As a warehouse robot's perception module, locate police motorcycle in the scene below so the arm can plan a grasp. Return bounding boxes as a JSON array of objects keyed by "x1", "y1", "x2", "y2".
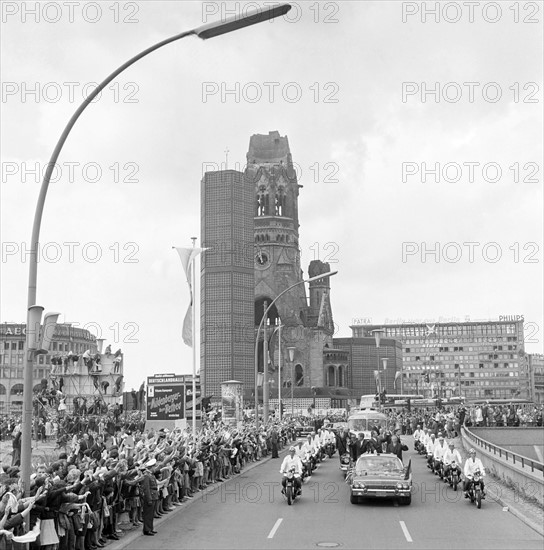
[
  {"x1": 434, "y1": 457, "x2": 445, "y2": 479},
  {"x1": 301, "y1": 451, "x2": 314, "y2": 481},
  {"x1": 324, "y1": 437, "x2": 335, "y2": 459},
  {"x1": 283, "y1": 467, "x2": 301, "y2": 505},
  {"x1": 446, "y1": 460, "x2": 460, "y2": 491},
  {"x1": 309, "y1": 445, "x2": 320, "y2": 470},
  {"x1": 465, "y1": 469, "x2": 484, "y2": 509},
  {"x1": 426, "y1": 448, "x2": 435, "y2": 470},
  {"x1": 415, "y1": 439, "x2": 426, "y2": 454}
]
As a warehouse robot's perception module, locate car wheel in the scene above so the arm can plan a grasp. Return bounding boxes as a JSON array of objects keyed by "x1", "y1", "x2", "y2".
[
  {"x1": 402, "y1": 495, "x2": 412, "y2": 505},
  {"x1": 350, "y1": 494, "x2": 359, "y2": 505}
]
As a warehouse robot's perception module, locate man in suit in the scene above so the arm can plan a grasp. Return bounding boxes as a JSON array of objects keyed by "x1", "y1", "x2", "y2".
[
  {"x1": 363, "y1": 430, "x2": 382, "y2": 455},
  {"x1": 354, "y1": 433, "x2": 366, "y2": 459},
  {"x1": 386, "y1": 435, "x2": 409, "y2": 462},
  {"x1": 270, "y1": 428, "x2": 279, "y2": 458},
  {"x1": 140, "y1": 466, "x2": 159, "y2": 536},
  {"x1": 335, "y1": 427, "x2": 350, "y2": 463}
]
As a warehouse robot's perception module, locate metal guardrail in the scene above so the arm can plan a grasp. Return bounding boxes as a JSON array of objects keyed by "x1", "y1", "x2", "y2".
[{"x1": 462, "y1": 427, "x2": 544, "y2": 478}]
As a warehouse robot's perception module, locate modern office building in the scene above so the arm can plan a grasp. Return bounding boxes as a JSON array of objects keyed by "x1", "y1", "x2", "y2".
[
  {"x1": 528, "y1": 354, "x2": 544, "y2": 404},
  {"x1": 332, "y1": 337, "x2": 403, "y2": 398},
  {"x1": 200, "y1": 170, "x2": 255, "y2": 400},
  {"x1": 351, "y1": 320, "x2": 528, "y2": 400}
]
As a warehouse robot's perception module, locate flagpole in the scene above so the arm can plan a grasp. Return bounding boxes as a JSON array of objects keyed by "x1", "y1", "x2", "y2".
[{"x1": 191, "y1": 237, "x2": 197, "y2": 443}]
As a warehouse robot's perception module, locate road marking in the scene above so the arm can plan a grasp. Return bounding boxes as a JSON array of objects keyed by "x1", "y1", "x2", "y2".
[
  {"x1": 268, "y1": 518, "x2": 283, "y2": 539},
  {"x1": 399, "y1": 521, "x2": 413, "y2": 543}
]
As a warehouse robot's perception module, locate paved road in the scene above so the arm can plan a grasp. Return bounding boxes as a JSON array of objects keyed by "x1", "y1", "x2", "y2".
[
  {"x1": 119, "y1": 443, "x2": 543, "y2": 550},
  {"x1": 470, "y1": 427, "x2": 544, "y2": 461}
]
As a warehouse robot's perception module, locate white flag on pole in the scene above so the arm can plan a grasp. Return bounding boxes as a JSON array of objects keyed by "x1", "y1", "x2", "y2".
[{"x1": 175, "y1": 247, "x2": 206, "y2": 347}]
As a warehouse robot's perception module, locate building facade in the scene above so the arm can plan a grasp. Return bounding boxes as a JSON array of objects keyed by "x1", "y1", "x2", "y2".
[
  {"x1": 333, "y1": 337, "x2": 403, "y2": 398},
  {"x1": 528, "y1": 354, "x2": 544, "y2": 404},
  {"x1": 0, "y1": 323, "x2": 123, "y2": 415},
  {"x1": 351, "y1": 321, "x2": 528, "y2": 400},
  {"x1": 200, "y1": 170, "x2": 255, "y2": 400}
]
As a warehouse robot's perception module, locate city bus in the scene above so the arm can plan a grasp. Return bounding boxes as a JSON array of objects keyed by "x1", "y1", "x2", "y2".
[
  {"x1": 359, "y1": 394, "x2": 424, "y2": 410},
  {"x1": 347, "y1": 409, "x2": 390, "y2": 439}
]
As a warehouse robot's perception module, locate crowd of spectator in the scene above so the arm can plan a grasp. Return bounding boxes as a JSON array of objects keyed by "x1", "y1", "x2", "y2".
[
  {"x1": 0, "y1": 413, "x2": 302, "y2": 549},
  {"x1": 1, "y1": 401, "x2": 542, "y2": 547},
  {"x1": 378, "y1": 402, "x2": 543, "y2": 437}
]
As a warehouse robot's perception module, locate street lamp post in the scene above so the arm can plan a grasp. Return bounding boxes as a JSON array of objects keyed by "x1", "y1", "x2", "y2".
[
  {"x1": 268, "y1": 320, "x2": 283, "y2": 421},
  {"x1": 19, "y1": 2, "x2": 292, "y2": 496},
  {"x1": 254, "y1": 271, "x2": 337, "y2": 429},
  {"x1": 372, "y1": 329, "x2": 385, "y2": 410},
  {"x1": 288, "y1": 346, "x2": 296, "y2": 417}
]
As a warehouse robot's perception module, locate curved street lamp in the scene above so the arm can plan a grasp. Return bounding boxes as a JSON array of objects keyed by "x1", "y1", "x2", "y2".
[
  {"x1": 254, "y1": 270, "x2": 338, "y2": 428},
  {"x1": 371, "y1": 328, "x2": 385, "y2": 410},
  {"x1": 20, "y1": 3, "x2": 292, "y2": 495}
]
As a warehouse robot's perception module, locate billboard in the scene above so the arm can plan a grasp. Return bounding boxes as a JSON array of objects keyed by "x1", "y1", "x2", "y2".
[{"x1": 146, "y1": 374, "x2": 185, "y2": 421}]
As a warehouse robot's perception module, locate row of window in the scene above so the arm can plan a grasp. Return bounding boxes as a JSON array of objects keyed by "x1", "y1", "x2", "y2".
[
  {"x1": 406, "y1": 353, "x2": 517, "y2": 362},
  {"x1": 378, "y1": 324, "x2": 520, "y2": 338},
  {"x1": 401, "y1": 335, "x2": 520, "y2": 345},
  {"x1": 464, "y1": 390, "x2": 519, "y2": 397},
  {"x1": 0, "y1": 367, "x2": 50, "y2": 380},
  {"x1": 404, "y1": 362, "x2": 519, "y2": 371},
  {"x1": 404, "y1": 346, "x2": 518, "y2": 356},
  {"x1": 2, "y1": 342, "x2": 92, "y2": 353},
  {"x1": 1, "y1": 353, "x2": 101, "y2": 366}
]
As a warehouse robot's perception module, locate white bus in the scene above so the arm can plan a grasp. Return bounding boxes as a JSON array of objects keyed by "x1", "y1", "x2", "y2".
[
  {"x1": 359, "y1": 394, "x2": 424, "y2": 410},
  {"x1": 347, "y1": 409, "x2": 390, "y2": 440}
]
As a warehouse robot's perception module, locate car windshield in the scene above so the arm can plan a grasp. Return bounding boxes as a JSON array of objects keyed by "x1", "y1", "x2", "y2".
[{"x1": 355, "y1": 456, "x2": 403, "y2": 475}]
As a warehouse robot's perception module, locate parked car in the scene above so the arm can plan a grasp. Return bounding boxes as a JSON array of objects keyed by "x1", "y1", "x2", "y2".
[{"x1": 349, "y1": 453, "x2": 412, "y2": 505}]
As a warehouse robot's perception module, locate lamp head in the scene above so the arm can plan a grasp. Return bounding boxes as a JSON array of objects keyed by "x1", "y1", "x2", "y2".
[
  {"x1": 194, "y1": 3, "x2": 292, "y2": 40},
  {"x1": 287, "y1": 346, "x2": 296, "y2": 362}
]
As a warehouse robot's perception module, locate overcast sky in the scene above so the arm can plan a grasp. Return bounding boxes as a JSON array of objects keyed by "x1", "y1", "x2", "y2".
[{"x1": 1, "y1": 1, "x2": 543, "y2": 390}]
